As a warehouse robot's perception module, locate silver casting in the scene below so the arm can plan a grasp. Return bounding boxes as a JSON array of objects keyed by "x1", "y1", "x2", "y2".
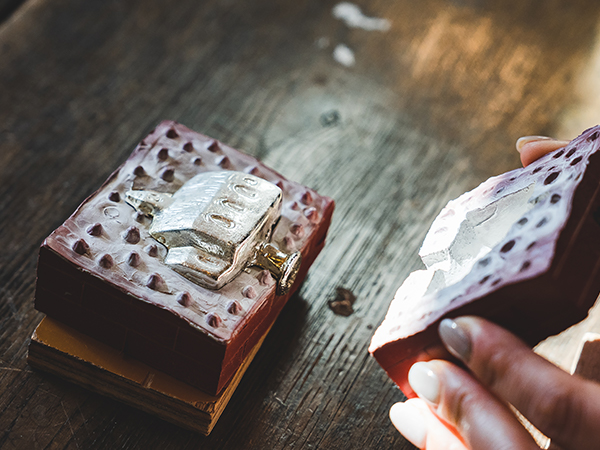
[{"x1": 125, "y1": 171, "x2": 301, "y2": 295}]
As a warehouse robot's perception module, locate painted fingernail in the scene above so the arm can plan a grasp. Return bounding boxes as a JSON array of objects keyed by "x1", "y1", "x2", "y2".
[
  {"x1": 439, "y1": 318, "x2": 472, "y2": 362},
  {"x1": 516, "y1": 136, "x2": 553, "y2": 152},
  {"x1": 408, "y1": 362, "x2": 440, "y2": 405},
  {"x1": 389, "y1": 402, "x2": 427, "y2": 448}
]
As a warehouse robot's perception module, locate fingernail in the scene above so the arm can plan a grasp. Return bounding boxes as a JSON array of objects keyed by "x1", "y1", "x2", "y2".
[
  {"x1": 439, "y1": 318, "x2": 472, "y2": 362},
  {"x1": 516, "y1": 136, "x2": 553, "y2": 152},
  {"x1": 408, "y1": 362, "x2": 440, "y2": 404},
  {"x1": 389, "y1": 402, "x2": 427, "y2": 448}
]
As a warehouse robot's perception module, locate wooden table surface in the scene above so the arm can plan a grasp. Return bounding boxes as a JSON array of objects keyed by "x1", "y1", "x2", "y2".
[{"x1": 2, "y1": 0, "x2": 600, "y2": 448}]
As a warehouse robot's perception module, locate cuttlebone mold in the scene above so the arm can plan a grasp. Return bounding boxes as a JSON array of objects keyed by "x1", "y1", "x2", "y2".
[{"x1": 371, "y1": 127, "x2": 600, "y2": 350}]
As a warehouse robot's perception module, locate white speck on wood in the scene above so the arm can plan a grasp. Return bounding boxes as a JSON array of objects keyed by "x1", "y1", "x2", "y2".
[
  {"x1": 333, "y1": 44, "x2": 355, "y2": 67},
  {"x1": 316, "y1": 37, "x2": 330, "y2": 49},
  {"x1": 332, "y1": 2, "x2": 391, "y2": 32}
]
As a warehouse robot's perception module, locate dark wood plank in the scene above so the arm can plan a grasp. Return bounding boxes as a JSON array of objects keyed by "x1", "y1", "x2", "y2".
[
  {"x1": 2, "y1": 0, "x2": 600, "y2": 449},
  {"x1": 0, "y1": 0, "x2": 24, "y2": 24}
]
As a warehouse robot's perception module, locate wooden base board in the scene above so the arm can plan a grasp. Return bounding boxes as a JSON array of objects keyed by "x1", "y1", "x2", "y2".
[{"x1": 28, "y1": 317, "x2": 268, "y2": 435}]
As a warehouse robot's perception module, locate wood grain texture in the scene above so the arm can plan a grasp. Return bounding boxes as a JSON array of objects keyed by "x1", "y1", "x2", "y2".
[
  {"x1": 0, "y1": 0, "x2": 23, "y2": 24},
  {"x1": 2, "y1": 0, "x2": 600, "y2": 449}
]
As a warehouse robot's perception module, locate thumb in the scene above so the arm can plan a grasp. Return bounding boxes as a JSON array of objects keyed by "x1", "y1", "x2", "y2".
[
  {"x1": 407, "y1": 360, "x2": 539, "y2": 449},
  {"x1": 439, "y1": 316, "x2": 600, "y2": 450}
]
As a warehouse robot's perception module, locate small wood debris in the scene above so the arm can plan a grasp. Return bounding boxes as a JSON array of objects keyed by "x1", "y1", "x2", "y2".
[{"x1": 328, "y1": 287, "x2": 356, "y2": 316}]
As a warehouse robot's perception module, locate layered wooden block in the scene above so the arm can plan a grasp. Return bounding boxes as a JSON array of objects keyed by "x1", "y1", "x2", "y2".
[{"x1": 28, "y1": 317, "x2": 269, "y2": 435}]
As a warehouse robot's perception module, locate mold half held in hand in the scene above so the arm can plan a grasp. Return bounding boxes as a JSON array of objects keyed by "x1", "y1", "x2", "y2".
[
  {"x1": 378, "y1": 135, "x2": 588, "y2": 340},
  {"x1": 370, "y1": 125, "x2": 600, "y2": 398}
]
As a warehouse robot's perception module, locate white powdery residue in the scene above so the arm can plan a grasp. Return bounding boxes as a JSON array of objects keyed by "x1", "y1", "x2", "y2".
[
  {"x1": 333, "y1": 44, "x2": 355, "y2": 67},
  {"x1": 316, "y1": 36, "x2": 330, "y2": 49},
  {"x1": 332, "y1": 2, "x2": 391, "y2": 32}
]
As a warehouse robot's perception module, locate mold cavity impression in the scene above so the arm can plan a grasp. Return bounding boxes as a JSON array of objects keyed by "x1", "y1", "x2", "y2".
[
  {"x1": 369, "y1": 125, "x2": 600, "y2": 385},
  {"x1": 420, "y1": 183, "x2": 535, "y2": 295}
]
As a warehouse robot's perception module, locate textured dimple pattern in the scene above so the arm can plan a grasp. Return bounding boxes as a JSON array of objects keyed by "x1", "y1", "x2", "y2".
[
  {"x1": 371, "y1": 126, "x2": 600, "y2": 349},
  {"x1": 45, "y1": 121, "x2": 330, "y2": 341}
]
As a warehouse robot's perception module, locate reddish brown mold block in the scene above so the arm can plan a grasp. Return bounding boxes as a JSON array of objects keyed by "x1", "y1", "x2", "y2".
[
  {"x1": 370, "y1": 126, "x2": 600, "y2": 398},
  {"x1": 35, "y1": 121, "x2": 335, "y2": 395}
]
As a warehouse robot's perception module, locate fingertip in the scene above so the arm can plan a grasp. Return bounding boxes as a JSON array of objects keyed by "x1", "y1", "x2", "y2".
[
  {"x1": 516, "y1": 135, "x2": 553, "y2": 153},
  {"x1": 408, "y1": 362, "x2": 441, "y2": 405},
  {"x1": 516, "y1": 138, "x2": 571, "y2": 167},
  {"x1": 390, "y1": 401, "x2": 427, "y2": 449},
  {"x1": 439, "y1": 318, "x2": 472, "y2": 362}
]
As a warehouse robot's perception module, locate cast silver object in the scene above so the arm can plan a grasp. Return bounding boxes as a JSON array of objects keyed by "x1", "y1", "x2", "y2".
[{"x1": 125, "y1": 171, "x2": 301, "y2": 295}]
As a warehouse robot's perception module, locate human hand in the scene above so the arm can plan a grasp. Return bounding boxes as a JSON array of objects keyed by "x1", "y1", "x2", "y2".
[
  {"x1": 389, "y1": 317, "x2": 600, "y2": 449},
  {"x1": 389, "y1": 135, "x2": 600, "y2": 449}
]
